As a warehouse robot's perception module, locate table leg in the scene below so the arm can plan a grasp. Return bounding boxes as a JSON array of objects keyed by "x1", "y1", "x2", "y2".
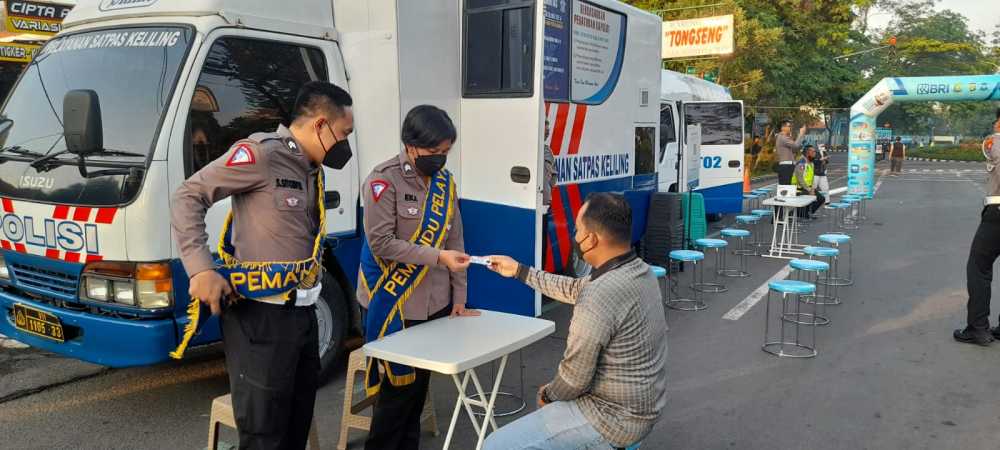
[{"x1": 443, "y1": 355, "x2": 511, "y2": 450}]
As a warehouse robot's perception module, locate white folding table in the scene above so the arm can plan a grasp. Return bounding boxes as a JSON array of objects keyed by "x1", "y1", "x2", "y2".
[
  {"x1": 762, "y1": 195, "x2": 816, "y2": 259},
  {"x1": 363, "y1": 310, "x2": 555, "y2": 450}
]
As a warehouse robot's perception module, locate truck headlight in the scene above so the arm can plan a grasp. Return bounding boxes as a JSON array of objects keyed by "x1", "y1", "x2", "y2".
[
  {"x1": 0, "y1": 253, "x2": 9, "y2": 280},
  {"x1": 80, "y1": 262, "x2": 173, "y2": 309}
]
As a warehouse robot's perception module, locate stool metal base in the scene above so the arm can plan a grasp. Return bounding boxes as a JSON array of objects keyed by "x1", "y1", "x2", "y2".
[
  {"x1": 818, "y1": 275, "x2": 853, "y2": 287},
  {"x1": 665, "y1": 298, "x2": 707, "y2": 311},
  {"x1": 802, "y1": 293, "x2": 841, "y2": 306},
  {"x1": 762, "y1": 341, "x2": 817, "y2": 358},
  {"x1": 782, "y1": 312, "x2": 830, "y2": 326},
  {"x1": 719, "y1": 268, "x2": 751, "y2": 278},
  {"x1": 469, "y1": 392, "x2": 526, "y2": 418},
  {"x1": 692, "y1": 282, "x2": 728, "y2": 293}
]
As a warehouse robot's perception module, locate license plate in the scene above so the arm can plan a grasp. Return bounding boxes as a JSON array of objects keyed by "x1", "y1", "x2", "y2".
[{"x1": 13, "y1": 303, "x2": 64, "y2": 343}]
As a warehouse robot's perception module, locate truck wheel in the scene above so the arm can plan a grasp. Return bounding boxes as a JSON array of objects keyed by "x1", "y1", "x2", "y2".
[{"x1": 317, "y1": 272, "x2": 348, "y2": 382}]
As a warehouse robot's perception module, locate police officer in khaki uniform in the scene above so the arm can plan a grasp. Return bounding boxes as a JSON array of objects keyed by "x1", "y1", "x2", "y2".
[
  {"x1": 359, "y1": 105, "x2": 475, "y2": 450},
  {"x1": 956, "y1": 109, "x2": 1000, "y2": 346},
  {"x1": 171, "y1": 82, "x2": 355, "y2": 449}
]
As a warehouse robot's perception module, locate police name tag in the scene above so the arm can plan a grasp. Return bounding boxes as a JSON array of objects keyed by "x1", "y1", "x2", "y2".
[{"x1": 469, "y1": 256, "x2": 492, "y2": 266}]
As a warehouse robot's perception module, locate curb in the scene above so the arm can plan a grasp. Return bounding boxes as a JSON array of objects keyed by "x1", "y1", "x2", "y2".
[{"x1": 905, "y1": 157, "x2": 979, "y2": 163}]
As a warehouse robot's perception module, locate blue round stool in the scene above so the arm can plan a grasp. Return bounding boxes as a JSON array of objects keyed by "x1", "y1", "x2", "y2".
[
  {"x1": 751, "y1": 208, "x2": 775, "y2": 250},
  {"x1": 743, "y1": 193, "x2": 762, "y2": 213},
  {"x1": 720, "y1": 228, "x2": 752, "y2": 277},
  {"x1": 693, "y1": 238, "x2": 729, "y2": 293},
  {"x1": 804, "y1": 246, "x2": 841, "y2": 306},
  {"x1": 818, "y1": 233, "x2": 853, "y2": 286},
  {"x1": 763, "y1": 279, "x2": 818, "y2": 358},
  {"x1": 735, "y1": 215, "x2": 762, "y2": 256},
  {"x1": 825, "y1": 202, "x2": 848, "y2": 232},
  {"x1": 787, "y1": 259, "x2": 831, "y2": 326},
  {"x1": 666, "y1": 250, "x2": 707, "y2": 311}
]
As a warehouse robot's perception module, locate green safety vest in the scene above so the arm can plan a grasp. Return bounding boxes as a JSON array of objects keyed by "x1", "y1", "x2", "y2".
[{"x1": 792, "y1": 160, "x2": 814, "y2": 188}]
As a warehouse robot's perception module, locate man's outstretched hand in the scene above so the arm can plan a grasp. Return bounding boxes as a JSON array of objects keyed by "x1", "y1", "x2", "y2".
[{"x1": 487, "y1": 255, "x2": 518, "y2": 278}]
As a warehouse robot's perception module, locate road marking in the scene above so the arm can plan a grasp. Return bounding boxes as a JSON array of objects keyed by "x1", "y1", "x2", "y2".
[{"x1": 722, "y1": 265, "x2": 793, "y2": 321}]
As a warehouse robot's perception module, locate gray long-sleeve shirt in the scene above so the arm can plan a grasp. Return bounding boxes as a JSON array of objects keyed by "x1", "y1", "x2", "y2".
[
  {"x1": 775, "y1": 132, "x2": 805, "y2": 162},
  {"x1": 516, "y1": 252, "x2": 668, "y2": 447}
]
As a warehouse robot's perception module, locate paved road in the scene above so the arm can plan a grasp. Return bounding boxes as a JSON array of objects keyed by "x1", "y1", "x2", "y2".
[{"x1": 2, "y1": 154, "x2": 999, "y2": 449}]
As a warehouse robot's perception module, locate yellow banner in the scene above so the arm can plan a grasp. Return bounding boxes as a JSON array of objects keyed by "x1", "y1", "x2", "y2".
[
  {"x1": 0, "y1": 42, "x2": 39, "y2": 63},
  {"x1": 5, "y1": 15, "x2": 62, "y2": 35}
]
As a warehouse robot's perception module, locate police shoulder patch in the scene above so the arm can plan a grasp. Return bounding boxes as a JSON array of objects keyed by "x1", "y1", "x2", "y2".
[
  {"x1": 226, "y1": 144, "x2": 256, "y2": 167},
  {"x1": 370, "y1": 179, "x2": 390, "y2": 202}
]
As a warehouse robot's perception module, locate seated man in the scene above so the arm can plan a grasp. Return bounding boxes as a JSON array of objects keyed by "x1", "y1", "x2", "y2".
[
  {"x1": 794, "y1": 145, "x2": 826, "y2": 218},
  {"x1": 484, "y1": 193, "x2": 668, "y2": 450}
]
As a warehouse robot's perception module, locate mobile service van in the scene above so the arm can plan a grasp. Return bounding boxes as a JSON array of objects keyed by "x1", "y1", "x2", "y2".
[
  {"x1": 657, "y1": 69, "x2": 745, "y2": 215},
  {"x1": 0, "y1": 0, "x2": 665, "y2": 375}
]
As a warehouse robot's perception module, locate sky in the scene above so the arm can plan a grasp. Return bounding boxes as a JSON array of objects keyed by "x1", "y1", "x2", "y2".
[{"x1": 868, "y1": 0, "x2": 1000, "y2": 38}]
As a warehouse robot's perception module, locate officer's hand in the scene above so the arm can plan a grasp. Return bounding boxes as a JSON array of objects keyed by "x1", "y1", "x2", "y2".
[
  {"x1": 450, "y1": 303, "x2": 481, "y2": 318},
  {"x1": 537, "y1": 384, "x2": 550, "y2": 408},
  {"x1": 799, "y1": 125, "x2": 807, "y2": 135},
  {"x1": 438, "y1": 250, "x2": 471, "y2": 272},
  {"x1": 487, "y1": 255, "x2": 519, "y2": 278},
  {"x1": 189, "y1": 270, "x2": 232, "y2": 316}
]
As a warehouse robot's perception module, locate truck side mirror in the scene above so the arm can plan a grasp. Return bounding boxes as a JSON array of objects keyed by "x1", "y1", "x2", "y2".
[{"x1": 63, "y1": 90, "x2": 103, "y2": 155}]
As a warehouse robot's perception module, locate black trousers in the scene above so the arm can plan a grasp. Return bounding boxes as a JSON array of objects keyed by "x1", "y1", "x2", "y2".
[
  {"x1": 966, "y1": 205, "x2": 1000, "y2": 330},
  {"x1": 221, "y1": 300, "x2": 320, "y2": 450},
  {"x1": 363, "y1": 306, "x2": 450, "y2": 450},
  {"x1": 777, "y1": 162, "x2": 795, "y2": 185}
]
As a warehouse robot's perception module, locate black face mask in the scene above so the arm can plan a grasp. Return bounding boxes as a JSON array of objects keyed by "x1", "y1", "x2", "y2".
[
  {"x1": 319, "y1": 124, "x2": 352, "y2": 170},
  {"x1": 414, "y1": 154, "x2": 447, "y2": 176},
  {"x1": 573, "y1": 233, "x2": 594, "y2": 260}
]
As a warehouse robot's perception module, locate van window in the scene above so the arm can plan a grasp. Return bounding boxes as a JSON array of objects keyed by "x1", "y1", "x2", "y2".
[
  {"x1": 186, "y1": 37, "x2": 328, "y2": 176},
  {"x1": 463, "y1": 0, "x2": 534, "y2": 97},
  {"x1": 659, "y1": 104, "x2": 677, "y2": 156},
  {"x1": 635, "y1": 126, "x2": 655, "y2": 175},
  {"x1": 683, "y1": 102, "x2": 743, "y2": 146}
]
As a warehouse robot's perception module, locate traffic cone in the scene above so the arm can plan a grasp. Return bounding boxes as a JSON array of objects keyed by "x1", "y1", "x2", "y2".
[{"x1": 743, "y1": 155, "x2": 752, "y2": 193}]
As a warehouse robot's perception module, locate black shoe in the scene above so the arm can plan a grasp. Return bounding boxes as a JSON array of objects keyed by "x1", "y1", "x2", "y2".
[
  {"x1": 954, "y1": 328, "x2": 994, "y2": 346},
  {"x1": 991, "y1": 327, "x2": 1000, "y2": 341}
]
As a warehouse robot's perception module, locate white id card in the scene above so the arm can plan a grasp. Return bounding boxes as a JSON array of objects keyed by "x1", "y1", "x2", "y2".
[{"x1": 469, "y1": 256, "x2": 492, "y2": 266}]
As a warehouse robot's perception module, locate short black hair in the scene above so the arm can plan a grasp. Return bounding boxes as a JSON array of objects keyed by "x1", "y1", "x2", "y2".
[
  {"x1": 804, "y1": 144, "x2": 815, "y2": 150},
  {"x1": 895, "y1": 136, "x2": 901, "y2": 141},
  {"x1": 402, "y1": 105, "x2": 457, "y2": 149},
  {"x1": 581, "y1": 192, "x2": 632, "y2": 245},
  {"x1": 781, "y1": 119, "x2": 793, "y2": 127},
  {"x1": 290, "y1": 81, "x2": 353, "y2": 124}
]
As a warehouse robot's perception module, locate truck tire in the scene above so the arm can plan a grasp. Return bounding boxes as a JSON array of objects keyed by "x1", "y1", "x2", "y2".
[{"x1": 317, "y1": 272, "x2": 348, "y2": 382}]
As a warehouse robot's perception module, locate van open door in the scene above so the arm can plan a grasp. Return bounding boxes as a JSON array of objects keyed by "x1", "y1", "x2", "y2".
[
  {"x1": 459, "y1": 2, "x2": 544, "y2": 316},
  {"x1": 683, "y1": 100, "x2": 745, "y2": 214},
  {"x1": 658, "y1": 101, "x2": 681, "y2": 192}
]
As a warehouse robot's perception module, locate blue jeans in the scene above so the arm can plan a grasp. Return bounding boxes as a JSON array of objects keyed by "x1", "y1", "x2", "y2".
[{"x1": 483, "y1": 401, "x2": 612, "y2": 450}]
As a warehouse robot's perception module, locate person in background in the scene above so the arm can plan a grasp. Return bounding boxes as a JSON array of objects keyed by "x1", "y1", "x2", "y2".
[
  {"x1": 776, "y1": 119, "x2": 808, "y2": 185},
  {"x1": 750, "y1": 136, "x2": 763, "y2": 171},
  {"x1": 815, "y1": 143, "x2": 831, "y2": 196},
  {"x1": 544, "y1": 118, "x2": 556, "y2": 209},
  {"x1": 793, "y1": 145, "x2": 825, "y2": 218},
  {"x1": 954, "y1": 109, "x2": 1000, "y2": 346},
  {"x1": 482, "y1": 193, "x2": 668, "y2": 450},
  {"x1": 889, "y1": 136, "x2": 906, "y2": 176}
]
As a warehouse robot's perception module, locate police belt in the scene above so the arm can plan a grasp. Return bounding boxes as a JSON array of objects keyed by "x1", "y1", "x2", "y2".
[
  {"x1": 169, "y1": 173, "x2": 328, "y2": 360},
  {"x1": 985, "y1": 196, "x2": 1000, "y2": 206}
]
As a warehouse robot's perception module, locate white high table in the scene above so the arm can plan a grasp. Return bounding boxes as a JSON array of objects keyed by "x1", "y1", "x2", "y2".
[
  {"x1": 363, "y1": 310, "x2": 555, "y2": 450},
  {"x1": 762, "y1": 195, "x2": 816, "y2": 259}
]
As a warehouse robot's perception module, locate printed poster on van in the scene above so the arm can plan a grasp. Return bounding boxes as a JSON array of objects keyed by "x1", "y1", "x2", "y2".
[{"x1": 571, "y1": 0, "x2": 625, "y2": 104}]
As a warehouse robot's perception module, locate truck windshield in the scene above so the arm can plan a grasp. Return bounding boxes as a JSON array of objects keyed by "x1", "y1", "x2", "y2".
[{"x1": 0, "y1": 26, "x2": 192, "y2": 206}]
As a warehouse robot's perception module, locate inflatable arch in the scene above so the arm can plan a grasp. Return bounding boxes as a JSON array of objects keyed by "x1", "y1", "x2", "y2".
[{"x1": 848, "y1": 75, "x2": 1000, "y2": 196}]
